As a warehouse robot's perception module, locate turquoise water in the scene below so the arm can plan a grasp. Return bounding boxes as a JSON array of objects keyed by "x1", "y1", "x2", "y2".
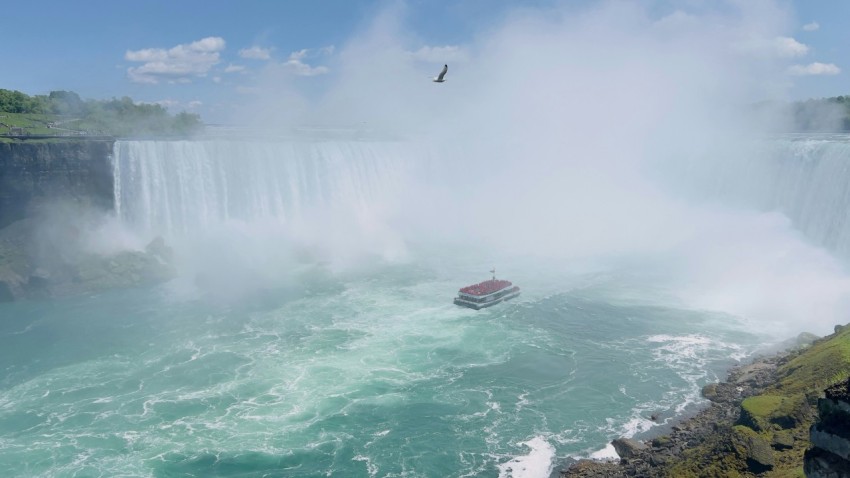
[
  {"x1": 0, "y1": 258, "x2": 759, "y2": 477},
  {"x1": 7, "y1": 135, "x2": 827, "y2": 476}
]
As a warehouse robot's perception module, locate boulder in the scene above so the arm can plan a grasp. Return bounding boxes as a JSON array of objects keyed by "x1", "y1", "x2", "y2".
[
  {"x1": 702, "y1": 383, "x2": 719, "y2": 401},
  {"x1": 732, "y1": 426, "x2": 774, "y2": 473},
  {"x1": 771, "y1": 430, "x2": 794, "y2": 450},
  {"x1": 611, "y1": 438, "x2": 647, "y2": 459}
]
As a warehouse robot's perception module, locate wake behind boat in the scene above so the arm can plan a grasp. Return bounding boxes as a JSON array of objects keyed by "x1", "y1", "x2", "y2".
[{"x1": 454, "y1": 270, "x2": 520, "y2": 310}]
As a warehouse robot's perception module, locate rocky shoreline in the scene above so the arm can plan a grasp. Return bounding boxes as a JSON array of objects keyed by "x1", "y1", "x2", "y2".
[{"x1": 560, "y1": 332, "x2": 828, "y2": 477}]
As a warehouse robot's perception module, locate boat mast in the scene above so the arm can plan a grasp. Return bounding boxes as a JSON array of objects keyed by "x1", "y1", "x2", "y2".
[{"x1": 491, "y1": 267, "x2": 496, "y2": 281}]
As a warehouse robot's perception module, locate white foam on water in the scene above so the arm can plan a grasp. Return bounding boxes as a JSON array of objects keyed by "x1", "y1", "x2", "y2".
[
  {"x1": 497, "y1": 436, "x2": 555, "y2": 478},
  {"x1": 588, "y1": 443, "x2": 619, "y2": 461}
]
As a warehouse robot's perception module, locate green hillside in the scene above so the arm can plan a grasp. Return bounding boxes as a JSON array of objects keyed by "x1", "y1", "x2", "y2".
[
  {"x1": 666, "y1": 326, "x2": 850, "y2": 477},
  {"x1": 0, "y1": 89, "x2": 202, "y2": 138}
]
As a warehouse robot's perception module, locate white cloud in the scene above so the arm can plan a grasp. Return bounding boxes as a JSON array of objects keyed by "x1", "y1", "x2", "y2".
[
  {"x1": 787, "y1": 62, "x2": 840, "y2": 76},
  {"x1": 239, "y1": 46, "x2": 273, "y2": 60},
  {"x1": 408, "y1": 45, "x2": 469, "y2": 63},
  {"x1": 126, "y1": 36, "x2": 226, "y2": 84},
  {"x1": 803, "y1": 21, "x2": 820, "y2": 32},
  {"x1": 774, "y1": 36, "x2": 809, "y2": 57},
  {"x1": 282, "y1": 48, "x2": 332, "y2": 76},
  {"x1": 188, "y1": 100, "x2": 203, "y2": 109},
  {"x1": 733, "y1": 35, "x2": 808, "y2": 60},
  {"x1": 213, "y1": 76, "x2": 222, "y2": 83},
  {"x1": 225, "y1": 63, "x2": 246, "y2": 73}
]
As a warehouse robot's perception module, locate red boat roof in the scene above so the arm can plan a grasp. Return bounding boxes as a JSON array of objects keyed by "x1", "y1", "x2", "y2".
[{"x1": 459, "y1": 279, "x2": 513, "y2": 296}]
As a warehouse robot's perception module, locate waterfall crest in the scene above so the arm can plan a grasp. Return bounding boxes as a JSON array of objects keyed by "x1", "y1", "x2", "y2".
[{"x1": 112, "y1": 140, "x2": 415, "y2": 236}]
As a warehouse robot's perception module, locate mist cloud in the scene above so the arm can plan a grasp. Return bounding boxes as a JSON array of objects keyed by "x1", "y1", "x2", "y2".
[{"x1": 221, "y1": 1, "x2": 850, "y2": 334}]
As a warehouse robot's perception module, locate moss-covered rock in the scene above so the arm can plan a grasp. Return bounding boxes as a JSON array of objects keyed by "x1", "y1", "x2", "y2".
[
  {"x1": 740, "y1": 394, "x2": 807, "y2": 431},
  {"x1": 771, "y1": 430, "x2": 795, "y2": 450},
  {"x1": 732, "y1": 425, "x2": 775, "y2": 473},
  {"x1": 652, "y1": 435, "x2": 671, "y2": 448}
]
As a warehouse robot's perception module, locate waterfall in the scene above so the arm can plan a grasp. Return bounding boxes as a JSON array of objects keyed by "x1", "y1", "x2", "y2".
[
  {"x1": 692, "y1": 134, "x2": 850, "y2": 259},
  {"x1": 112, "y1": 135, "x2": 850, "y2": 262},
  {"x1": 112, "y1": 140, "x2": 416, "y2": 236}
]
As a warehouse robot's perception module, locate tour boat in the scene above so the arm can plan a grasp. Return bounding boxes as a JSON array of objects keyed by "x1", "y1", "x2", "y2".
[{"x1": 453, "y1": 270, "x2": 520, "y2": 310}]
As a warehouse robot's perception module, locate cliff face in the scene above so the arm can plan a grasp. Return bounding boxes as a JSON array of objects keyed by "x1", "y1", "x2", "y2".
[
  {"x1": 805, "y1": 378, "x2": 850, "y2": 477},
  {"x1": 0, "y1": 139, "x2": 174, "y2": 302},
  {"x1": 0, "y1": 140, "x2": 114, "y2": 229}
]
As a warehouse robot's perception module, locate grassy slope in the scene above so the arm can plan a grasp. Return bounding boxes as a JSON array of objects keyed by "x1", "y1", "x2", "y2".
[
  {"x1": 0, "y1": 112, "x2": 63, "y2": 135},
  {"x1": 665, "y1": 326, "x2": 850, "y2": 477}
]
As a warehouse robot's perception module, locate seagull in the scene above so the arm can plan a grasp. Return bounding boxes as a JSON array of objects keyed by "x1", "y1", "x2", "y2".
[{"x1": 433, "y1": 64, "x2": 448, "y2": 83}]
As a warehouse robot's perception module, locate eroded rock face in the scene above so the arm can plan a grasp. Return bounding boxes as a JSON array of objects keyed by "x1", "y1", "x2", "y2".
[
  {"x1": 0, "y1": 140, "x2": 140, "y2": 300},
  {"x1": 0, "y1": 140, "x2": 114, "y2": 229},
  {"x1": 805, "y1": 378, "x2": 850, "y2": 477}
]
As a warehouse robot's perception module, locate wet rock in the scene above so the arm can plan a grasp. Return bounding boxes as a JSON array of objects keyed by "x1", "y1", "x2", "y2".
[
  {"x1": 560, "y1": 459, "x2": 625, "y2": 477},
  {"x1": 612, "y1": 438, "x2": 647, "y2": 459},
  {"x1": 702, "y1": 383, "x2": 719, "y2": 401}
]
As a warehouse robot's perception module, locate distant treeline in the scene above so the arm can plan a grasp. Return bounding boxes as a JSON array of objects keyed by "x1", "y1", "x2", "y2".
[
  {"x1": 753, "y1": 95, "x2": 850, "y2": 132},
  {"x1": 790, "y1": 95, "x2": 850, "y2": 132},
  {"x1": 0, "y1": 89, "x2": 202, "y2": 137}
]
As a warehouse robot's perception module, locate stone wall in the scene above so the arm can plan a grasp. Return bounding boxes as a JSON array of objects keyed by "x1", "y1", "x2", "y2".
[
  {"x1": 804, "y1": 378, "x2": 850, "y2": 477},
  {"x1": 0, "y1": 140, "x2": 114, "y2": 229}
]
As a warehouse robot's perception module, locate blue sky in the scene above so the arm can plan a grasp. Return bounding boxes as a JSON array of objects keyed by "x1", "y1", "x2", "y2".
[{"x1": 1, "y1": 0, "x2": 847, "y2": 123}]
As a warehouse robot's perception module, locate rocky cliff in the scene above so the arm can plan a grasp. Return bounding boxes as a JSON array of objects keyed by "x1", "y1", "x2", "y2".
[
  {"x1": 562, "y1": 328, "x2": 850, "y2": 477},
  {"x1": 0, "y1": 139, "x2": 176, "y2": 301},
  {"x1": 0, "y1": 140, "x2": 114, "y2": 229}
]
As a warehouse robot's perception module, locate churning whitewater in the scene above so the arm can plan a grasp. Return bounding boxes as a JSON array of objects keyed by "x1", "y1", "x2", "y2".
[{"x1": 2, "y1": 135, "x2": 850, "y2": 476}]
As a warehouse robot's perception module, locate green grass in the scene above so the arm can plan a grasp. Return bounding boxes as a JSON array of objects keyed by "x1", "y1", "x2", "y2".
[
  {"x1": 742, "y1": 395, "x2": 784, "y2": 417},
  {"x1": 740, "y1": 394, "x2": 806, "y2": 431},
  {"x1": 777, "y1": 326, "x2": 850, "y2": 393},
  {"x1": 661, "y1": 326, "x2": 850, "y2": 477},
  {"x1": 0, "y1": 112, "x2": 87, "y2": 136}
]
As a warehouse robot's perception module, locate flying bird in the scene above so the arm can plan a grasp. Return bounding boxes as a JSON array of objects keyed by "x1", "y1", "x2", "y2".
[{"x1": 433, "y1": 64, "x2": 448, "y2": 83}]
